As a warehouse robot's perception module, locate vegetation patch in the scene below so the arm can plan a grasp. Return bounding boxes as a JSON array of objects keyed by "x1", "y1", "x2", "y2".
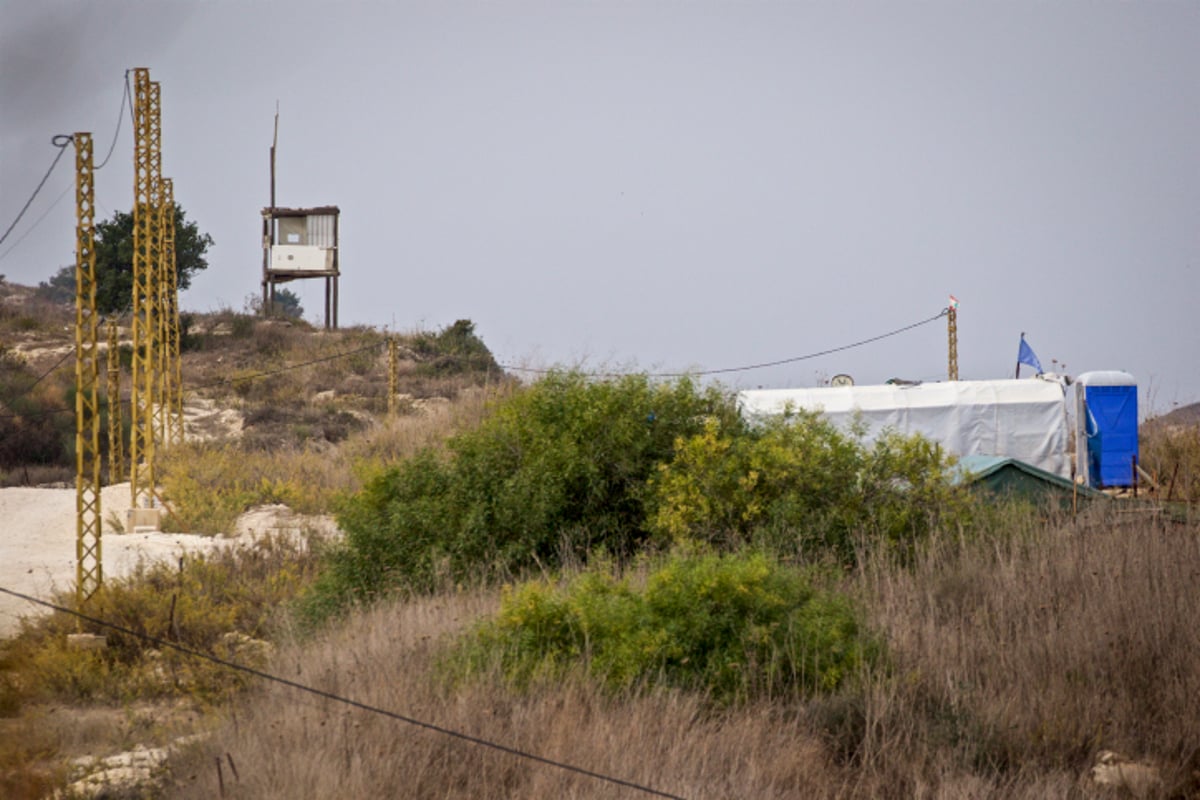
[
  {"x1": 159, "y1": 441, "x2": 357, "y2": 534},
  {"x1": 306, "y1": 372, "x2": 739, "y2": 619},
  {"x1": 449, "y1": 550, "x2": 877, "y2": 702},
  {"x1": 0, "y1": 534, "x2": 322, "y2": 711},
  {"x1": 649, "y1": 412, "x2": 974, "y2": 564}
]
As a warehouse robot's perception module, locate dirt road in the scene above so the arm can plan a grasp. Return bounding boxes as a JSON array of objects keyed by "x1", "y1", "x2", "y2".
[{"x1": 0, "y1": 483, "x2": 221, "y2": 637}]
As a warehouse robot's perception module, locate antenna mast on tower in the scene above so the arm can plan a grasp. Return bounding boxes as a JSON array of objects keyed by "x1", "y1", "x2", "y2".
[{"x1": 947, "y1": 295, "x2": 959, "y2": 381}]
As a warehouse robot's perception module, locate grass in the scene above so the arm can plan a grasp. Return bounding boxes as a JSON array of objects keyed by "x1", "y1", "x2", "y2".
[
  {"x1": 0, "y1": 533, "x2": 325, "y2": 711},
  {"x1": 161, "y1": 505, "x2": 1200, "y2": 799},
  {"x1": 0, "y1": 532, "x2": 327, "y2": 799},
  {"x1": 158, "y1": 384, "x2": 499, "y2": 534},
  {"x1": 1141, "y1": 417, "x2": 1200, "y2": 502},
  {"x1": 4, "y1": 284, "x2": 1200, "y2": 796}
]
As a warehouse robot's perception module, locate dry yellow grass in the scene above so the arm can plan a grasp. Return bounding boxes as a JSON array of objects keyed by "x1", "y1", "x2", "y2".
[{"x1": 166, "y1": 506, "x2": 1200, "y2": 799}]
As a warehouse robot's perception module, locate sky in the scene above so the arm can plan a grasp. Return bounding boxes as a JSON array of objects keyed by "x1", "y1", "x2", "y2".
[{"x1": 2, "y1": 1, "x2": 1198, "y2": 414}]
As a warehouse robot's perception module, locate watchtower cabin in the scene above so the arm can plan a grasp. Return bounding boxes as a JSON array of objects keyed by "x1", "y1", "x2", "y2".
[{"x1": 261, "y1": 205, "x2": 340, "y2": 329}]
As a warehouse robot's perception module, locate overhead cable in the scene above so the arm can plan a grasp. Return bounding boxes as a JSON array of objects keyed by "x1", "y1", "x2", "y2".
[
  {"x1": 0, "y1": 586, "x2": 688, "y2": 800},
  {"x1": 1, "y1": 345, "x2": 77, "y2": 405},
  {"x1": 0, "y1": 135, "x2": 73, "y2": 248},
  {"x1": 0, "y1": 307, "x2": 955, "y2": 421},
  {"x1": 0, "y1": 182, "x2": 73, "y2": 263},
  {"x1": 94, "y1": 71, "x2": 132, "y2": 171},
  {"x1": 0, "y1": 340, "x2": 387, "y2": 422},
  {"x1": 498, "y1": 307, "x2": 951, "y2": 378},
  {"x1": 0, "y1": 73, "x2": 131, "y2": 260}
]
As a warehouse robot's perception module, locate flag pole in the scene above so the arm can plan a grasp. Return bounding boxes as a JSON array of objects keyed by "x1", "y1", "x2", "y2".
[{"x1": 1015, "y1": 332, "x2": 1024, "y2": 379}]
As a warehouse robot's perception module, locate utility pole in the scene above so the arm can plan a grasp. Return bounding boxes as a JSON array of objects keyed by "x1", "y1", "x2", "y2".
[
  {"x1": 130, "y1": 69, "x2": 164, "y2": 510},
  {"x1": 388, "y1": 337, "x2": 398, "y2": 417},
  {"x1": 107, "y1": 319, "x2": 123, "y2": 483},
  {"x1": 159, "y1": 178, "x2": 184, "y2": 446},
  {"x1": 73, "y1": 131, "x2": 102, "y2": 606},
  {"x1": 947, "y1": 295, "x2": 959, "y2": 381}
]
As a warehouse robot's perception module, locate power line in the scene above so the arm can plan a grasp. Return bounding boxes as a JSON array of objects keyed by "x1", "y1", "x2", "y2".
[
  {"x1": 0, "y1": 307, "x2": 954, "y2": 422},
  {"x1": 0, "y1": 340, "x2": 388, "y2": 422},
  {"x1": 188, "y1": 340, "x2": 387, "y2": 393},
  {"x1": 1, "y1": 345, "x2": 76, "y2": 405},
  {"x1": 0, "y1": 585, "x2": 688, "y2": 800},
  {"x1": 0, "y1": 135, "x2": 73, "y2": 248},
  {"x1": 0, "y1": 73, "x2": 130, "y2": 261},
  {"x1": 498, "y1": 307, "x2": 951, "y2": 378},
  {"x1": 0, "y1": 181, "x2": 73, "y2": 263},
  {"x1": 94, "y1": 71, "x2": 132, "y2": 171}
]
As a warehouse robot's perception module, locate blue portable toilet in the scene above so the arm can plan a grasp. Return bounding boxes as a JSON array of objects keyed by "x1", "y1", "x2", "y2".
[{"x1": 1074, "y1": 371, "x2": 1138, "y2": 489}]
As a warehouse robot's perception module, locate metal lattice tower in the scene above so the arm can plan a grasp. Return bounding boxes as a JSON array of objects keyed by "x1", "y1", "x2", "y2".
[
  {"x1": 947, "y1": 306, "x2": 959, "y2": 381},
  {"x1": 107, "y1": 319, "x2": 124, "y2": 483},
  {"x1": 129, "y1": 68, "x2": 162, "y2": 509},
  {"x1": 388, "y1": 337, "x2": 398, "y2": 417},
  {"x1": 146, "y1": 82, "x2": 168, "y2": 475},
  {"x1": 159, "y1": 179, "x2": 184, "y2": 446},
  {"x1": 73, "y1": 132, "x2": 103, "y2": 605}
]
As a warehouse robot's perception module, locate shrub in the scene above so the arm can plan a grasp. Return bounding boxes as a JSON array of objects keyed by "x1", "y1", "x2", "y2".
[
  {"x1": 1, "y1": 534, "x2": 322, "y2": 707},
  {"x1": 648, "y1": 412, "x2": 972, "y2": 563},
  {"x1": 449, "y1": 551, "x2": 878, "y2": 702},
  {"x1": 309, "y1": 372, "x2": 740, "y2": 616},
  {"x1": 410, "y1": 319, "x2": 499, "y2": 375},
  {"x1": 0, "y1": 353, "x2": 78, "y2": 476}
]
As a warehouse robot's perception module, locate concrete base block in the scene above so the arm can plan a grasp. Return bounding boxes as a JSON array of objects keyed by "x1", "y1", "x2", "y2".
[
  {"x1": 67, "y1": 633, "x2": 108, "y2": 651},
  {"x1": 127, "y1": 507, "x2": 162, "y2": 533}
]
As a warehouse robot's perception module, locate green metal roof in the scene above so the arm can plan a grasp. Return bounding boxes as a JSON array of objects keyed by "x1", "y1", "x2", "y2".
[{"x1": 952, "y1": 455, "x2": 1107, "y2": 503}]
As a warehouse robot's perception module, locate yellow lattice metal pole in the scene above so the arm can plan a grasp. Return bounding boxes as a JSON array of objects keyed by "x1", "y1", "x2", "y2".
[
  {"x1": 129, "y1": 68, "x2": 161, "y2": 509},
  {"x1": 146, "y1": 82, "x2": 167, "y2": 478},
  {"x1": 388, "y1": 336, "x2": 398, "y2": 417},
  {"x1": 159, "y1": 179, "x2": 184, "y2": 447},
  {"x1": 74, "y1": 132, "x2": 102, "y2": 606},
  {"x1": 157, "y1": 179, "x2": 174, "y2": 446},
  {"x1": 107, "y1": 319, "x2": 124, "y2": 483},
  {"x1": 947, "y1": 299, "x2": 959, "y2": 382}
]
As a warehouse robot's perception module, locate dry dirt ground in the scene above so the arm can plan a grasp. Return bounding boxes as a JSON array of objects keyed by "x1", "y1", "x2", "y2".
[{"x1": 0, "y1": 483, "x2": 222, "y2": 638}]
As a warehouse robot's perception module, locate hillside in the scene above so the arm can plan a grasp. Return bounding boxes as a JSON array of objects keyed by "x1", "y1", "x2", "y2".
[
  {"x1": 1, "y1": 276, "x2": 503, "y2": 487},
  {"x1": 3, "y1": 275, "x2": 1200, "y2": 800},
  {"x1": 1148, "y1": 401, "x2": 1200, "y2": 429}
]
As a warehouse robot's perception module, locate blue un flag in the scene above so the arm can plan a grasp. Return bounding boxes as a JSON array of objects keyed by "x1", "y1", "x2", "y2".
[{"x1": 1017, "y1": 336, "x2": 1043, "y2": 374}]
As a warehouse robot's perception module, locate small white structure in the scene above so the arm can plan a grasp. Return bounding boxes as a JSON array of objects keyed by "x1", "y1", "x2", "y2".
[
  {"x1": 261, "y1": 205, "x2": 340, "y2": 328},
  {"x1": 737, "y1": 378, "x2": 1070, "y2": 478}
]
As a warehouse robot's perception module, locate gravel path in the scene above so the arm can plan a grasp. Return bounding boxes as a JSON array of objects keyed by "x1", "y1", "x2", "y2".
[{"x1": 0, "y1": 483, "x2": 221, "y2": 637}]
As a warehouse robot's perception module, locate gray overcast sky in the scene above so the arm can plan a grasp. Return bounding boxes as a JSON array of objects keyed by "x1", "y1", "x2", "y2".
[{"x1": 2, "y1": 1, "x2": 1198, "y2": 413}]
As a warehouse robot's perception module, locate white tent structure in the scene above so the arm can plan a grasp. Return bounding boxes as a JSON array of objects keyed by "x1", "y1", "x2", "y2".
[{"x1": 737, "y1": 378, "x2": 1071, "y2": 478}]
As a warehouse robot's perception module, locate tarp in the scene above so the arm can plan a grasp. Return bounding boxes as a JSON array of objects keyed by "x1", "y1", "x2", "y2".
[{"x1": 737, "y1": 378, "x2": 1070, "y2": 478}]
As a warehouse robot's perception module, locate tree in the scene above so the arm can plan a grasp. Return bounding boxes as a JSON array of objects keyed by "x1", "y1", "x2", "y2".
[
  {"x1": 38, "y1": 203, "x2": 213, "y2": 314},
  {"x1": 244, "y1": 287, "x2": 304, "y2": 320},
  {"x1": 270, "y1": 287, "x2": 304, "y2": 319}
]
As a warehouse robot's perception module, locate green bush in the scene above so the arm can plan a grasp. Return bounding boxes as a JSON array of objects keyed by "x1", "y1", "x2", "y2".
[
  {"x1": 308, "y1": 372, "x2": 740, "y2": 616},
  {"x1": 448, "y1": 551, "x2": 877, "y2": 701},
  {"x1": 411, "y1": 319, "x2": 499, "y2": 375},
  {"x1": 0, "y1": 352, "x2": 79, "y2": 474},
  {"x1": 648, "y1": 411, "x2": 972, "y2": 563}
]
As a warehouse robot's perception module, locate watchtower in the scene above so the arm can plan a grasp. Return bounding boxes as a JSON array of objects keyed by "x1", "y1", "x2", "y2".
[{"x1": 260, "y1": 205, "x2": 340, "y2": 329}]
